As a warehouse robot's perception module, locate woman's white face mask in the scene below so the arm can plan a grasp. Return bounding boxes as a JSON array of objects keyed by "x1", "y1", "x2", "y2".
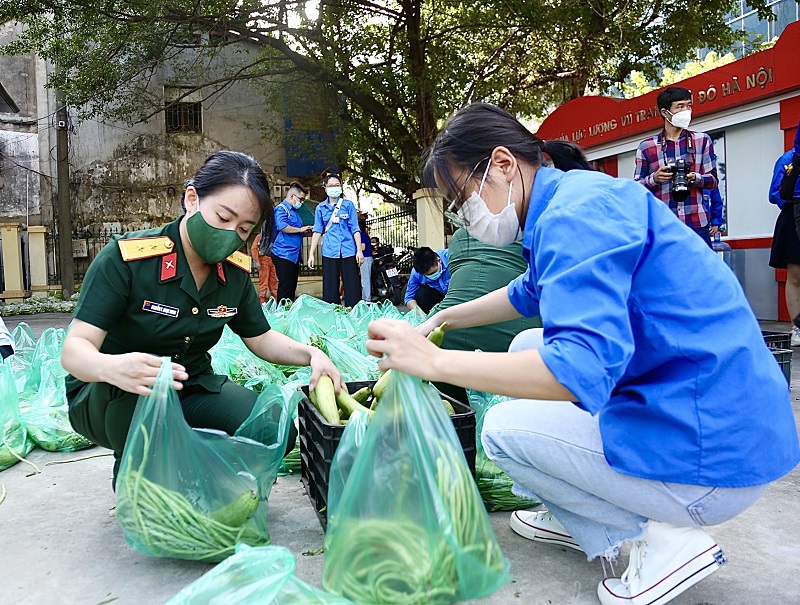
[{"x1": 458, "y1": 161, "x2": 521, "y2": 247}]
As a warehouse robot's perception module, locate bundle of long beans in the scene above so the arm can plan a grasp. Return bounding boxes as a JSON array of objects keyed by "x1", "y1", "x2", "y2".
[
  {"x1": 116, "y1": 425, "x2": 269, "y2": 562},
  {"x1": 324, "y1": 439, "x2": 506, "y2": 604}
]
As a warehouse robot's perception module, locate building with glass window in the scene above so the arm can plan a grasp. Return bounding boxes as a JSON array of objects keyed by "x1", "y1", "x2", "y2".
[
  {"x1": 537, "y1": 21, "x2": 800, "y2": 321},
  {"x1": 726, "y1": 0, "x2": 800, "y2": 56}
]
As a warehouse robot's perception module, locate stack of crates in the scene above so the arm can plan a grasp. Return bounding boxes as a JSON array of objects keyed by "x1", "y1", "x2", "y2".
[
  {"x1": 762, "y1": 331, "x2": 792, "y2": 386},
  {"x1": 297, "y1": 380, "x2": 476, "y2": 529}
]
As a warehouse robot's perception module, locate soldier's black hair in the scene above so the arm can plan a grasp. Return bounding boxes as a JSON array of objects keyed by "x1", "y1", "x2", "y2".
[{"x1": 182, "y1": 150, "x2": 273, "y2": 233}]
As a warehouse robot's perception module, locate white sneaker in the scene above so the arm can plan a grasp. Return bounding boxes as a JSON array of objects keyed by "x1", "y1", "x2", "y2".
[
  {"x1": 791, "y1": 326, "x2": 800, "y2": 347},
  {"x1": 597, "y1": 521, "x2": 726, "y2": 605},
  {"x1": 510, "y1": 509, "x2": 583, "y2": 552}
]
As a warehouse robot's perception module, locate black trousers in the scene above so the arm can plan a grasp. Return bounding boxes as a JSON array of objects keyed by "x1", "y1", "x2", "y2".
[
  {"x1": 272, "y1": 254, "x2": 301, "y2": 302},
  {"x1": 68, "y1": 378, "x2": 297, "y2": 486},
  {"x1": 322, "y1": 255, "x2": 361, "y2": 307},
  {"x1": 413, "y1": 284, "x2": 446, "y2": 314}
]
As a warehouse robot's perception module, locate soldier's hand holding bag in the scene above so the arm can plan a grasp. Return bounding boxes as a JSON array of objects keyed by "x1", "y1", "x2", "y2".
[{"x1": 115, "y1": 358, "x2": 290, "y2": 562}]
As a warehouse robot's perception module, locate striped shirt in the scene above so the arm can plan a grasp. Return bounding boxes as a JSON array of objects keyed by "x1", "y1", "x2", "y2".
[{"x1": 634, "y1": 129, "x2": 717, "y2": 228}]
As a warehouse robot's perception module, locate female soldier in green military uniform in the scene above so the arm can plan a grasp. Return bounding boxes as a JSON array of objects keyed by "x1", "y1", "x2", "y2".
[{"x1": 61, "y1": 151, "x2": 342, "y2": 485}]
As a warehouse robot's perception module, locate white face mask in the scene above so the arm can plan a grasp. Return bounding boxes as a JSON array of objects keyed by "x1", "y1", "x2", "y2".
[
  {"x1": 667, "y1": 109, "x2": 692, "y2": 129},
  {"x1": 290, "y1": 196, "x2": 304, "y2": 209},
  {"x1": 458, "y1": 162, "x2": 521, "y2": 247},
  {"x1": 326, "y1": 186, "x2": 342, "y2": 199}
]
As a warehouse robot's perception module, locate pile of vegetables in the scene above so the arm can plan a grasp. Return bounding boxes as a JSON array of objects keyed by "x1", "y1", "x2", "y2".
[
  {"x1": 308, "y1": 323, "x2": 450, "y2": 426},
  {"x1": 325, "y1": 439, "x2": 506, "y2": 604},
  {"x1": 322, "y1": 370, "x2": 510, "y2": 604},
  {"x1": 116, "y1": 425, "x2": 267, "y2": 562}
]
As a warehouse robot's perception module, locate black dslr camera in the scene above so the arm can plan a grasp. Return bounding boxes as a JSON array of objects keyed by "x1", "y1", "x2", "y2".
[{"x1": 668, "y1": 159, "x2": 690, "y2": 202}]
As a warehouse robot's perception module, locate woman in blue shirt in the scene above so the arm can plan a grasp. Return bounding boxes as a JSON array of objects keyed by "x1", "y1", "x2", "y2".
[
  {"x1": 308, "y1": 174, "x2": 364, "y2": 307},
  {"x1": 271, "y1": 182, "x2": 312, "y2": 302},
  {"x1": 366, "y1": 103, "x2": 799, "y2": 605}
]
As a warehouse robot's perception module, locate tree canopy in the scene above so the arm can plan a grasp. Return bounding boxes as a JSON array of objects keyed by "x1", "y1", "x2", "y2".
[{"x1": 0, "y1": 0, "x2": 780, "y2": 203}]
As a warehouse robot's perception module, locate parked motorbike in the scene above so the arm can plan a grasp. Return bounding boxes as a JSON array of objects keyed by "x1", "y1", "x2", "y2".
[{"x1": 371, "y1": 250, "x2": 405, "y2": 305}]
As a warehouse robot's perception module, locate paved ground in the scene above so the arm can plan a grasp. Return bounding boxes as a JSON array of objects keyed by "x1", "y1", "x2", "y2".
[{"x1": 1, "y1": 314, "x2": 799, "y2": 605}]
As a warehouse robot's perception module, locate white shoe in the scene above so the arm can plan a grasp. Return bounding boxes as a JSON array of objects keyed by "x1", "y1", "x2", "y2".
[
  {"x1": 510, "y1": 509, "x2": 583, "y2": 552},
  {"x1": 791, "y1": 326, "x2": 800, "y2": 347},
  {"x1": 597, "y1": 521, "x2": 726, "y2": 605}
]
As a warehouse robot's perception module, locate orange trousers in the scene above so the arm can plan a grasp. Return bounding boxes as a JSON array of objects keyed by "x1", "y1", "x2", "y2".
[{"x1": 257, "y1": 255, "x2": 278, "y2": 303}]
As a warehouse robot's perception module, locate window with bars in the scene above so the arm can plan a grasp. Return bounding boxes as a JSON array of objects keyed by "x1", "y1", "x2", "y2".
[{"x1": 164, "y1": 87, "x2": 202, "y2": 134}]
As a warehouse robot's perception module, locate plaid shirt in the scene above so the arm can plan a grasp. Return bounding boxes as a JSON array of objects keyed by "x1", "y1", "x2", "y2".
[{"x1": 634, "y1": 130, "x2": 717, "y2": 228}]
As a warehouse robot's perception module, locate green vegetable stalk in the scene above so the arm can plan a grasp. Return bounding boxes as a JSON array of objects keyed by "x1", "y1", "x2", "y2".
[{"x1": 372, "y1": 322, "x2": 449, "y2": 402}]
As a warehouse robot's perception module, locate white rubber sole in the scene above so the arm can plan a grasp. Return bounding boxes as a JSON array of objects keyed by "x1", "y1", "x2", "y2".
[
  {"x1": 597, "y1": 544, "x2": 726, "y2": 605},
  {"x1": 510, "y1": 511, "x2": 583, "y2": 552}
]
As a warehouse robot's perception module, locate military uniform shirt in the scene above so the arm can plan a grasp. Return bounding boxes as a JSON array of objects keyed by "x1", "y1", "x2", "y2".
[{"x1": 66, "y1": 217, "x2": 269, "y2": 394}]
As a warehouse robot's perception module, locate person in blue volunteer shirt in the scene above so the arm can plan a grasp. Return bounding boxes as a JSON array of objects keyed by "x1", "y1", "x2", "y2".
[
  {"x1": 404, "y1": 247, "x2": 451, "y2": 313},
  {"x1": 271, "y1": 181, "x2": 312, "y2": 302},
  {"x1": 701, "y1": 186, "x2": 724, "y2": 244},
  {"x1": 308, "y1": 173, "x2": 364, "y2": 307},
  {"x1": 366, "y1": 103, "x2": 799, "y2": 605},
  {"x1": 768, "y1": 119, "x2": 800, "y2": 345}
]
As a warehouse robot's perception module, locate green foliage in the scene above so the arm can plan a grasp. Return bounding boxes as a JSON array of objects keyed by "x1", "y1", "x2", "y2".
[
  {"x1": 620, "y1": 51, "x2": 739, "y2": 98},
  {"x1": 0, "y1": 0, "x2": 780, "y2": 203},
  {"x1": 0, "y1": 295, "x2": 78, "y2": 316}
]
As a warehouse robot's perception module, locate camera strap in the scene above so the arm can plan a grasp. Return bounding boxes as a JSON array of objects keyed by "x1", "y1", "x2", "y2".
[{"x1": 660, "y1": 130, "x2": 695, "y2": 166}]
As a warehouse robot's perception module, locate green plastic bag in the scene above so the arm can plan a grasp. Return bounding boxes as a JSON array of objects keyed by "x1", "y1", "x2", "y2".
[
  {"x1": 166, "y1": 544, "x2": 353, "y2": 605},
  {"x1": 467, "y1": 389, "x2": 541, "y2": 512},
  {"x1": 17, "y1": 355, "x2": 91, "y2": 453},
  {"x1": 327, "y1": 409, "x2": 369, "y2": 519},
  {"x1": 20, "y1": 327, "x2": 65, "y2": 399},
  {"x1": 320, "y1": 335, "x2": 380, "y2": 382},
  {"x1": 115, "y1": 359, "x2": 291, "y2": 561},
  {"x1": 210, "y1": 327, "x2": 288, "y2": 387},
  {"x1": 323, "y1": 371, "x2": 510, "y2": 604},
  {"x1": 0, "y1": 362, "x2": 35, "y2": 471}
]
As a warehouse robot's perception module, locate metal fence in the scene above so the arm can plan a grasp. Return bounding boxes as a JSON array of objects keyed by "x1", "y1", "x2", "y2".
[
  {"x1": 50, "y1": 208, "x2": 418, "y2": 285},
  {"x1": 366, "y1": 206, "x2": 418, "y2": 273}
]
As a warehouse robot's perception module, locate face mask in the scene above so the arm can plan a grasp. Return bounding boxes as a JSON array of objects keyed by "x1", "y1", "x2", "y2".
[
  {"x1": 290, "y1": 196, "x2": 304, "y2": 209},
  {"x1": 185, "y1": 200, "x2": 245, "y2": 264},
  {"x1": 667, "y1": 109, "x2": 692, "y2": 129},
  {"x1": 326, "y1": 186, "x2": 342, "y2": 199},
  {"x1": 458, "y1": 162, "x2": 521, "y2": 247},
  {"x1": 426, "y1": 266, "x2": 442, "y2": 281}
]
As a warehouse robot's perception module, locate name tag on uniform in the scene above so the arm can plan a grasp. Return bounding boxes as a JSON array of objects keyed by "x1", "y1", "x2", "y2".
[
  {"x1": 142, "y1": 300, "x2": 180, "y2": 318},
  {"x1": 339, "y1": 213, "x2": 349, "y2": 220},
  {"x1": 207, "y1": 305, "x2": 238, "y2": 318},
  {"x1": 332, "y1": 216, "x2": 340, "y2": 223}
]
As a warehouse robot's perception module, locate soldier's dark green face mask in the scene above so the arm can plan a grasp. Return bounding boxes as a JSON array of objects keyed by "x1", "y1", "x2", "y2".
[{"x1": 185, "y1": 202, "x2": 245, "y2": 264}]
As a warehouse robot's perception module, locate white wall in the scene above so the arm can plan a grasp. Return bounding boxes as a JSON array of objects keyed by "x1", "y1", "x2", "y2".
[
  {"x1": 617, "y1": 150, "x2": 637, "y2": 181},
  {"x1": 721, "y1": 114, "x2": 783, "y2": 238}
]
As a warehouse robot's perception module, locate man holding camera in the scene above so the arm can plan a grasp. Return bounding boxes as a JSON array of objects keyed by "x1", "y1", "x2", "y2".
[{"x1": 635, "y1": 87, "x2": 718, "y2": 247}]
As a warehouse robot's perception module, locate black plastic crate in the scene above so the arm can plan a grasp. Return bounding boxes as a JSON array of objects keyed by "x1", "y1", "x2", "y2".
[
  {"x1": 771, "y1": 348, "x2": 792, "y2": 385},
  {"x1": 762, "y1": 330, "x2": 791, "y2": 350},
  {"x1": 298, "y1": 379, "x2": 476, "y2": 528}
]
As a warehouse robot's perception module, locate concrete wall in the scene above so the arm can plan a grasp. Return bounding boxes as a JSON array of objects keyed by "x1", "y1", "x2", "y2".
[{"x1": 67, "y1": 42, "x2": 290, "y2": 230}]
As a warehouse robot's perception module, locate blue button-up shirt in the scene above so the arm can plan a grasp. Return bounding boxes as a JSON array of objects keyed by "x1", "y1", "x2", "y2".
[
  {"x1": 313, "y1": 198, "x2": 360, "y2": 258},
  {"x1": 507, "y1": 167, "x2": 799, "y2": 487},
  {"x1": 272, "y1": 200, "x2": 305, "y2": 263},
  {"x1": 404, "y1": 249, "x2": 450, "y2": 304}
]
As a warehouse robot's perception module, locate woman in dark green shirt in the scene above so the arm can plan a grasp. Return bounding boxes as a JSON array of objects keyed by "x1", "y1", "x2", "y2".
[{"x1": 62, "y1": 151, "x2": 342, "y2": 485}]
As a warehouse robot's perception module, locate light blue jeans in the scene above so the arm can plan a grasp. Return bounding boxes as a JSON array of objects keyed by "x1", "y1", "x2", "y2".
[
  {"x1": 481, "y1": 329, "x2": 767, "y2": 560},
  {"x1": 361, "y1": 256, "x2": 373, "y2": 301}
]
